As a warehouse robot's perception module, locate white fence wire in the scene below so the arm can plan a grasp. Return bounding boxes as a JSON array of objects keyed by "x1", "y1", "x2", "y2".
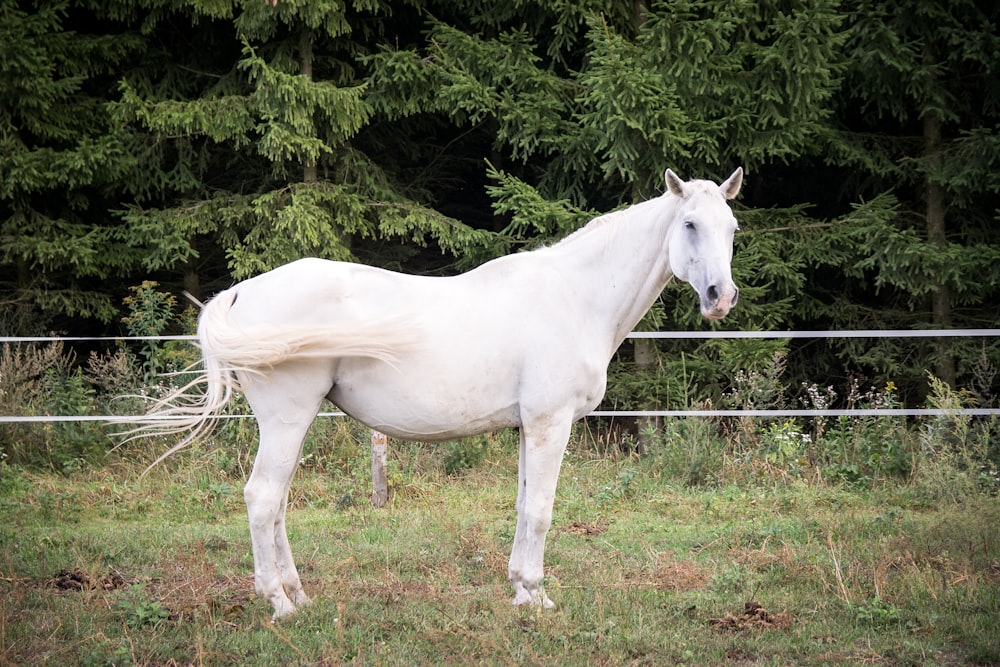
[{"x1": 2, "y1": 330, "x2": 999, "y2": 423}]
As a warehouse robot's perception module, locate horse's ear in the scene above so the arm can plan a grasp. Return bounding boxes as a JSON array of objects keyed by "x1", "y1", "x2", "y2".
[
  {"x1": 665, "y1": 169, "x2": 687, "y2": 198},
  {"x1": 720, "y1": 167, "x2": 743, "y2": 200}
]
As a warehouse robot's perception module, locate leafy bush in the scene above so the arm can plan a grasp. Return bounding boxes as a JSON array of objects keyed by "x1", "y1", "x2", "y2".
[
  {"x1": 812, "y1": 380, "x2": 914, "y2": 486},
  {"x1": 122, "y1": 281, "x2": 179, "y2": 381},
  {"x1": 0, "y1": 341, "x2": 148, "y2": 471},
  {"x1": 606, "y1": 349, "x2": 997, "y2": 497},
  {"x1": 0, "y1": 287, "x2": 181, "y2": 470},
  {"x1": 40, "y1": 366, "x2": 106, "y2": 472},
  {"x1": 642, "y1": 406, "x2": 728, "y2": 487}
]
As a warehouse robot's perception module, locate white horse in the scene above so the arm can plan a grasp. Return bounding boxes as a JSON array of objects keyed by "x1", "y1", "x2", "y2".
[{"x1": 131, "y1": 167, "x2": 743, "y2": 619}]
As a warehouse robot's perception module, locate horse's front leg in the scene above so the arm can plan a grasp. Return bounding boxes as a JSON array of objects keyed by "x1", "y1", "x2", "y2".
[{"x1": 508, "y1": 413, "x2": 572, "y2": 608}]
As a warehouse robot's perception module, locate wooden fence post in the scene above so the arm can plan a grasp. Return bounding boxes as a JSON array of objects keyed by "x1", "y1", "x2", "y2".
[{"x1": 370, "y1": 430, "x2": 389, "y2": 508}]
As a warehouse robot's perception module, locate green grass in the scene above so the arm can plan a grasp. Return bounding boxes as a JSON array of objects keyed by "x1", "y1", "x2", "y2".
[{"x1": 1, "y1": 435, "x2": 998, "y2": 666}]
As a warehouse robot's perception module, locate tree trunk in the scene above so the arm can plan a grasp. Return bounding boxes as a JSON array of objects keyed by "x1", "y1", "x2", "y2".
[
  {"x1": 300, "y1": 28, "x2": 317, "y2": 184},
  {"x1": 183, "y1": 254, "x2": 200, "y2": 304},
  {"x1": 923, "y1": 111, "x2": 954, "y2": 385}
]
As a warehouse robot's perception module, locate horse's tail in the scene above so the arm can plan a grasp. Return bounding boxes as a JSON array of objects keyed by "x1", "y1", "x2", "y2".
[{"x1": 116, "y1": 286, "x2": 409, "y2": 475}]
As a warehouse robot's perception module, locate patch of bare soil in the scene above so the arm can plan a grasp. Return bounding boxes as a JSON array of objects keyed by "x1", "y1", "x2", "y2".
[
  {"x1": 565, "y1": 521, "x2": 609, "y2": 536},
  {"x1": 47, "y1": 567, "x2": 128, "y2": 592},
  {"x1": 709, "y1": 601, "x2": 793, "y2": 633},
  {"x1": 143, "y1": 546, "x2": 255, "y2": 620},
  {"x1": 44, "y1": 545, "x2": 254, "y2": 622},
  {"x1": 148, "y1": 573, "x2": 253, "y2": 621}
]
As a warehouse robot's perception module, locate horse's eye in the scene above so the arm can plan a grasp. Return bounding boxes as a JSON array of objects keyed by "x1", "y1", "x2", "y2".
[{"x1": 684, "y1": 220, "x2": 695, "y2": 230}]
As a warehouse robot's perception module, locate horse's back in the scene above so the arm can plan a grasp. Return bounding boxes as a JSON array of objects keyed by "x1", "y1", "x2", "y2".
[
  {"x1": 223, "y1": 258, "x2": 422, "y2": 327},
  {"x1": 212, "y1": 255, "x2": 610, "y2": 440},
  {"x1": 226, "y1": 256, "x2": 572, "y2": 338}
]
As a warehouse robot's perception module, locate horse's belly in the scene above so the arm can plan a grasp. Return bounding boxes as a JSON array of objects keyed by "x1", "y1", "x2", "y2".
[
  {"x1": 341, "y1": 405, "x2": 519, "y2": 442},
  {"x1": 328, "y1": 361, "x2": 522, "y2": 442}
]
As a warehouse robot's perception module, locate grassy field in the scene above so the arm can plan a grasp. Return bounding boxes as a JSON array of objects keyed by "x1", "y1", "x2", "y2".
[{"x1": 1, "y1": 428, "x2": 998, "y2": 666}]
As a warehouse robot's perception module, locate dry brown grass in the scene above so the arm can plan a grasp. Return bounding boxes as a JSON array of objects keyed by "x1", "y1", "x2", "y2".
[{"x1": 649, "y1": 551, "x2": 711, "y2": 592}]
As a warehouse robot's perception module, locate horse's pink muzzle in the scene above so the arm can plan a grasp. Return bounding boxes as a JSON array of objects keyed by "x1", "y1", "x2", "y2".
[{"x1": 701, "y1": 285, "x2": 738, "y2": 320}]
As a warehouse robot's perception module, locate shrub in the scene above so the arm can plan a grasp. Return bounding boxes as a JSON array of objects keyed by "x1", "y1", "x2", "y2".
[
  {"x1": 0, "y1": 342, "x2": 64, "y2": 465},
  {"x1": 443, "y1": 435, "x2": 490, "y2": 475},
  {"x1": 0, "y1": 349, "x2": 108, "y2": 472},
  {"x1": 911, "y1": 375, "x2": 1000, "y2": 503},
  {"x1": 816, "y1": 380, "x2": 913, "y2": 486},
  {"x1": 121, "y1": 281, "x2": 193, "y2": 381},
  {"x1": 647, "y1": 406, "x2": 728, "y2": 487},
  {"x1": 40, "y1": 365, "x2": 106, "y2": 472},
  {"x1": 0, "y1": 339, "x2": 152, "y2": 471}
]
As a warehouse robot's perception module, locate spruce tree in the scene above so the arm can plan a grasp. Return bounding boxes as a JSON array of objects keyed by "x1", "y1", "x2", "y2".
[
  {"x1": 4, "y1": 0, "x2": 997, "y2": 406},
  {"x1": 0, "y1": 0, "x2": 142, "y2": 328},
  {"x1": 112, "y1": 0, "x2": 492, "y2": 300},
  {"x1": 815, "y1": 0, "x2": 1000, "y2": 388}
]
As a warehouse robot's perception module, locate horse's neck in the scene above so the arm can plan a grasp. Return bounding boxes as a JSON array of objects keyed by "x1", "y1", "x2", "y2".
[{"x1": 548, "y1": 197, "x2": 677, "y2": 351}]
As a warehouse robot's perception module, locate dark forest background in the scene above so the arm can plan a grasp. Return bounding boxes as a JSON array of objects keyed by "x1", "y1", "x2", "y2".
[{"x1": 3, "y1": 0, "x2": 999, "y2": 411}]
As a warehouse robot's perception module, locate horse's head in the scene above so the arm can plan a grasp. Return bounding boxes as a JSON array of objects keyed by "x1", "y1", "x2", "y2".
[{"x1": 665, "y1": 167, "x2": 743, "y2": 320}]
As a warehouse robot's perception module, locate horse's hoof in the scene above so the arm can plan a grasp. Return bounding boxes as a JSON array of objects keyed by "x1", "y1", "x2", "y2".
[
  {"x1": 270, "y1": 597, "x2": 298, "y2": 621},
  {"x1": 290, "y1": 589, "x2": 312, "y2": 608},
  {"x1": 511, "y1": 590, "x2": 555, "y2": 609}
]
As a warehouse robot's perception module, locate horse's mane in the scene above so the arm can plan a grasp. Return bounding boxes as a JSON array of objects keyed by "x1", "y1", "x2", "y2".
[
  {"x1": 550, "y1": 210, "x2": 620, "y2": 247},
  {"x1": 552, "y1": 180, "x2": 726, "y2": 250},
  {"x1": 546, "y1": 194, "x2": 670, "y2": 252}
]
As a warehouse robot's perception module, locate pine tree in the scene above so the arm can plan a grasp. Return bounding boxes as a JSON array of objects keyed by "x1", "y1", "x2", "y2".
[
  {"x1": 0, "y1": 0, "x2": 142, "y2": 328},
  {"x1": 815, "y1": 0, "x2": 1000, "y2": 387},
  {"x1": 4, "y1": 0, "x2": 996, "y2": 406},
  {"x1": 112, "y1": 0, "x2": 492, "y2": 300}
]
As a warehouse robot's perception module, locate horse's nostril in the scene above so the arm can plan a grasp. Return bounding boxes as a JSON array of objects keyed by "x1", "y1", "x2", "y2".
[
  {"x1": 732, "y1": 287, "x2": 739, "y2": 305},
  {"x1": 707, "y1": 285, "x2": 719, "y2": 302}
]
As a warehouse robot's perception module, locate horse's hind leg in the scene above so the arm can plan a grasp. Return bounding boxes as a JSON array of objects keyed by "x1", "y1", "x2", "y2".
[
  {"x1": 242, "y1": 366, "x2": 330, "y2": 620},
  {"x1": 508, "y1": 412, "x2": 572, "y2": 608}
]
